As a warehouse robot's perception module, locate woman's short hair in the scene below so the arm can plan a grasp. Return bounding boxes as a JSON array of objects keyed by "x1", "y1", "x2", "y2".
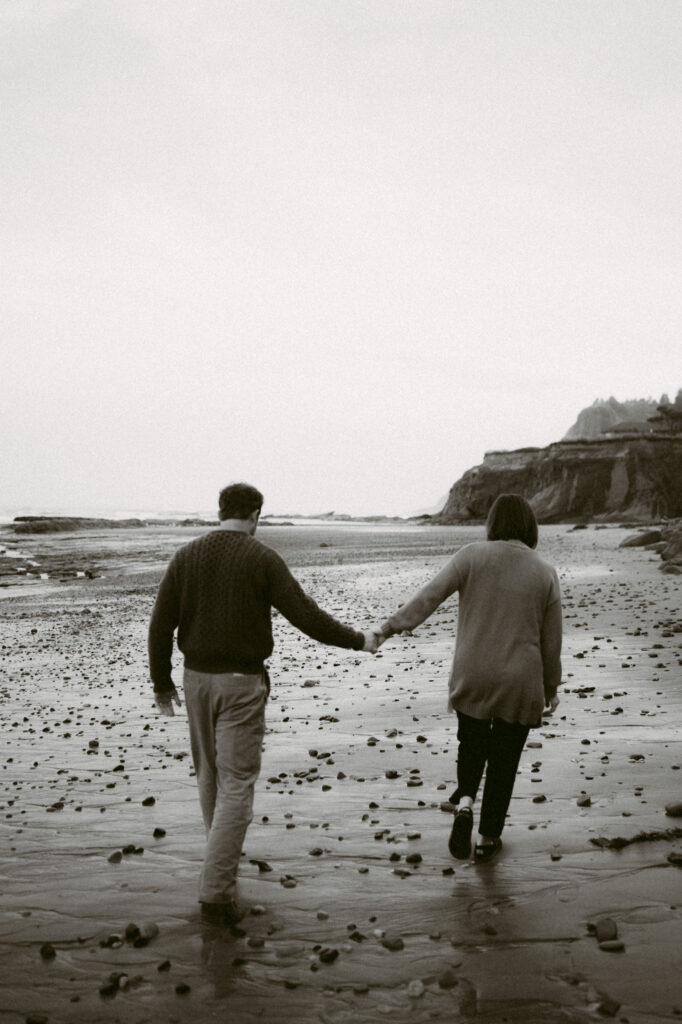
[
  {"x1": 218, "y1": 482, "x2": 264, "y2": 521},
  {"x1": 486, "y1": 493, "x2": 538, "y2": 549}
]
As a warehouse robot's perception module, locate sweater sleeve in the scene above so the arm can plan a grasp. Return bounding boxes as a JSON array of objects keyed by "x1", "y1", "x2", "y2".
[
  {"x1": 540, "y1": 572, "x2": 563, "y2": 701},
  {"x1": 379, "y1": 550, "x2": 463, "y2": 638},
  {"x1": 266, "y1": 552, "x2": 364, "y2": 651},
  {"x1": 148, "y1": 558, "x2": 180, "y2": 693}
]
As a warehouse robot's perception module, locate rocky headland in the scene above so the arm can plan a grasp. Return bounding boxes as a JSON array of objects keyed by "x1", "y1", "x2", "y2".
[{"x1": 434, "y1": 392, "x2": 682, "y2": 525}]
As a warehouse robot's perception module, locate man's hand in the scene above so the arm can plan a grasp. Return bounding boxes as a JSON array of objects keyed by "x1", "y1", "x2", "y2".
[
  {"x1": 545, "y1": 694, "x2": 560, "y2": 714},
  {"x1": 155, "y1": 686, "x2": 182, "y2": 716},
  {"x1": 361, "y1": 629, "x2": 384, "y2": 654}
]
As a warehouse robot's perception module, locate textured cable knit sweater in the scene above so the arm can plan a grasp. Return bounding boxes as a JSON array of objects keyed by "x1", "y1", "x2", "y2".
[{"x1": 149, "y1": 529, "x2": 364, "y2": 692}]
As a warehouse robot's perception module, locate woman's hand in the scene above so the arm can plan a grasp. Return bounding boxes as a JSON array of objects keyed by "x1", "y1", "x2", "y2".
[{"x1": 545, "y1": 694, "x2": 560, "y2": 714}]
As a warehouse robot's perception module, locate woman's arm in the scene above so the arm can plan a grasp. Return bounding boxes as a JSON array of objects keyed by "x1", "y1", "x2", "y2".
[
  {"x1": 378, "y1": 556, "x2": 461, "y2": 639},
  {"x1": 540, "y1": 589, "x2": 562, "y2": 703}
]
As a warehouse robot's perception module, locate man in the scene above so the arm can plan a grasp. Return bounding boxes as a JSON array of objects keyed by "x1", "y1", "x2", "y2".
[{"x1": 148, "y1": 482, "x2": 377, "y2": 926}]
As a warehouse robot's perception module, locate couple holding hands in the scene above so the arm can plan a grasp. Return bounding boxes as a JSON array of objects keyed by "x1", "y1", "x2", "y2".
[{"x1": 149, "y1": 484, "x2": 561, "y2": 926}]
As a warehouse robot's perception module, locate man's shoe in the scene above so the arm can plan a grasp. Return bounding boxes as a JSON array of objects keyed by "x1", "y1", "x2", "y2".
[
  {"x1": 473, "y1": 838, "x2": 502, "y2": 864},
  {"x1": 448, "y1": 807, "x2": 474, "y2": 859},
  {"x1": 439, "y1": 800, "x2": 457, "y2": 813},
  {"x1": 200, "y1": 900, "x2": 245, "y2": 926}
]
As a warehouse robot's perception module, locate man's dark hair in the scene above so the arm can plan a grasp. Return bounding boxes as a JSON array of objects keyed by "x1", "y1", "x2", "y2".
[
  {"x1": 486, "y1": 493, "x2": 538, "y2": 549},
  {"x1": 218, "y1": 483, "x2": 264, "y2": 521}
]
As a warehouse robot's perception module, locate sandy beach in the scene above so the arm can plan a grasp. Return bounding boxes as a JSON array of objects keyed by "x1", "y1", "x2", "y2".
[{"x1": 1, "y1": 522, "x2": 681, "y2": 1024}]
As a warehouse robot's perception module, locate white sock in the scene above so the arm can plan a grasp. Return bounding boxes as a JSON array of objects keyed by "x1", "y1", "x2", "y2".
[{"x1": 458, "y1": 796, "x2": 473, "y2": 811}]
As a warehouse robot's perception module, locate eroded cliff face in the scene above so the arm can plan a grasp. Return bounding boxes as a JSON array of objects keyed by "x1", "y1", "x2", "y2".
[{"x1": 435, "y1": 436, "x2": 682, "y2": 523}]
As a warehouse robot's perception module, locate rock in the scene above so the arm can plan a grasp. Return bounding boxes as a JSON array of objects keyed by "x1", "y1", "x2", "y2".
[
  {"x1": 39, "y1": 943, "x2": 56, "y2": 961},
  {"x1": 380, "y1": 934, "x2": 404, "y2": 951},
  {"x1": 434, "y1": 436, "x2": 682, "y2": 524},
  {"x1": 438, "y1": 967, "x2": 459, "y2": 989},
  {"x1": 597, "y1": 997, "x2": 621, "y2": 1017},
  {"x1": 153, "y1": 827, "x2": 166, "y2": 838},
  {"x1": 667, "y1": 851, "x2": 682, "y2": 866},
  {"x1": 249, "y1": 859, "x2": 273, "y2": 872},
  {"x1": 665, "y1": 802, "x2": 682, "y2": 818},
  {"x1": 26, "y1": 1016, "x2": 49, "y2": 1024},
  {"x1": 595, "y1": 918, "x2": 618, "y2": 942},
  {"x1": 319, "y1": 948, "x2": 338, "y2": 964},
  {"x1": 107, "y1": 851, "x2": 122, "y2": 863},
  {"x1": 141, "y1": 796, "x2": 155, "y2": 806},
  {"x1": 175, "y1": 983, "x2": 191, "y2": 995},
  {"x1": 577, "y1": 795, "x2": 592, "y2": 807},
  {"x1": 407, "y1": 979, "x2": 425, "y2": 998},
  {"x1": 599, "y1": 940, "x2": 625, "y2": 952},
  {"x1": 619, "y1": 530, "x2": 663, "y2": 547}
]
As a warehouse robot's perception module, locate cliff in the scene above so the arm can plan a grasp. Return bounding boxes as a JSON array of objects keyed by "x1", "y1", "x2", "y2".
[
  {"x1": 563, "y1": 397, "x2": 660, "y2": 440},
  {"x1": 434, "y1": 436, "x2": 682, "y2": 524}
]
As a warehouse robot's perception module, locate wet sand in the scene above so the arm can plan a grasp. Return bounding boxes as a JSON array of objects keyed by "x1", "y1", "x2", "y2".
[{"x1": 1, "y1": 523, "x2": 681, "y2": 1023}]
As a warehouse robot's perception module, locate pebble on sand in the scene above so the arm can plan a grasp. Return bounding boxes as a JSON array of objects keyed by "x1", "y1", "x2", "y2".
[
  {"x1": 595, "y1": 918, "x2": 618, "y2": 943},
  {"x1": 665, "y1": 802, "x2": 682, "y2": 818}
]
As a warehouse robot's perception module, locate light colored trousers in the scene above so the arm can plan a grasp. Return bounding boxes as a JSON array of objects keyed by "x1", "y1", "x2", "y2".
[{"x1": 183, "y1": 667, "x2": 267, "y2": 904}]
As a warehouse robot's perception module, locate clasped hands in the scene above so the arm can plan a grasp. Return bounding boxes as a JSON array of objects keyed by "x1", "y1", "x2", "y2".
[{"x1": 361, "y1": 627, "x2": 386, "y2": 654}]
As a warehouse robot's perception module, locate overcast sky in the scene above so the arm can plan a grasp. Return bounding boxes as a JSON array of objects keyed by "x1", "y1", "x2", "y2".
[{"x1": 2, "y1": 0, "x2": 680, "y2": 517}]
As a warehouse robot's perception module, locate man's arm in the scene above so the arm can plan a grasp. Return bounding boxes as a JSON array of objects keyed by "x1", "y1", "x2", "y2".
[
  {"x1": 267, "y1": 554, "x2": 366, "y2": 650},
  {"x1": 148, "y1": 561, "x2": 180, "y2": 695}
]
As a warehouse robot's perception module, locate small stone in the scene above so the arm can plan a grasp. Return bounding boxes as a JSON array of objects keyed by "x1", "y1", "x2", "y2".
[
  {"x1": 175, "y1": 983, "x2": 191, "y2": 995},
  {"x1": 249, "y1": 859, "x2": 272, "y2": 872},
  {"x1": 39, "y1": 943, "x2": 56, "y2": 961},
  {"x1": 577, "y1": 795, "x2": 592, "y2": 807},
  {"x1": 319, "y1": 947, "x2": 338, "y2": 964},
  {"x1": 599, "y1": 940, "x2": 625, "y2": 952},
  {"x1": 665, "y1": 802, "x2": 682, "y2": 818},
  {"x1": 309, "y1": 847, "x2": 324, "y2": 857},
  {"x1": 317, "y1": 910, "x2": 329, "y2": 920},
  {"x1": 124, "y1": 923, "x2": 141, "y2": 942},
  {"x1": 157, "y1": 960, "x2": 171, "y2": 972},
  {"x1": 142, "y1": 796, "x2": 155, "y2": 806},
  {"x1": 597, "y1": 997, "x2": 621, "y2": 1016},
  {"x1": 247, "y1": 936, "x2": 265, "y2": 948},
  {"x1": 153, "y1": 827, "x2": 166, "y2": 838},
  {"x1": 380, "y1": 934, "x2": 404, "y2": 951},
  {"x1": 407, "y1": 978, "x2": 424, "y2": 998},
  {"x1": 250, "y1": 904, "x2": 266, "y2": 915},
  {"x1": 667, "y1": 851, "x2": 682, "y2": 866},
  {"x1": 107, "y1": 851, "x2": 122, "y2": 864},
  {"x1": 438, "y1": 967, "x2": 459, "y2": 989},
  {"x1": 141, "y1": 922, "x2": 159, "y2": 940},
  {"x1": 25, "y1": 1016, "x2": 49, "y2": 1024},
  {"x1": 595, "y1": 918, "x2": 618, "y2": 942},
  {"x1": 532, "y1": 795, "x2": 547, "y2": 803},
  {"x1": 405, "y1": 853, "x2": 422, "y2": 864}
]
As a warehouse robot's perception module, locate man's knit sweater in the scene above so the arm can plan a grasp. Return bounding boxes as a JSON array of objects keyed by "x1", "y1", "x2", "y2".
[{"x1": 148, "y1": 529, "x2": 364, "y2": 692}]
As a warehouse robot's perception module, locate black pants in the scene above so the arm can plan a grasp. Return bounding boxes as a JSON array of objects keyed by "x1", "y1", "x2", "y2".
[{"x1": 449, "y1": 711, "x2": 530, "y2": 839}]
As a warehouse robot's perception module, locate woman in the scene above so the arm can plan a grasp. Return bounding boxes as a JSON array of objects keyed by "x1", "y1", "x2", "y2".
[{"x1": 375, "y1": 494, "x2": 562, "y2": 863}]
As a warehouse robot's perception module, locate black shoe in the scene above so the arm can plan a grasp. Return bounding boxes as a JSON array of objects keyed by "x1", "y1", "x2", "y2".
[
  {"x1": 200, "y1": 900, "x2": 245, "y2": 927},
  {"x1": 448, "y1": 807, "x2": 473, "y2": 859},
  {"x1": 473, "y1": 838, "x2": 502, "y2": 864}
]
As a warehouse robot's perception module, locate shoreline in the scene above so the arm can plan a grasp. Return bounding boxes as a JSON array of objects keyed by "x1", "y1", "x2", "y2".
[{"x1": 1, "y1": 526, "x2": 681, "y2": 1022}]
